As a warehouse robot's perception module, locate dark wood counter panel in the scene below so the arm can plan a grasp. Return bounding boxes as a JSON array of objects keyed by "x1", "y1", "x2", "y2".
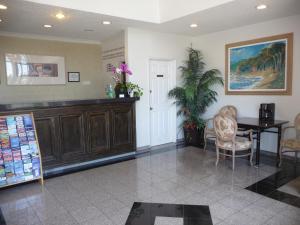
[{"x1": 0, "y1": 98, "x2": 137, "y2": 171}]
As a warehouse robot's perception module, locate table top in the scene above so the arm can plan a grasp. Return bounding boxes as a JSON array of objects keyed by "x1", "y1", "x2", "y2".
[{"x1": 237, "y1": 117, "x2": 289, "y2": 128}]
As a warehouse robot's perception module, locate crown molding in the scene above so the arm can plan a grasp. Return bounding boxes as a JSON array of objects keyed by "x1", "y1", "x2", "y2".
[{"x1": 0, "y1": 31, "x2": 102, "y2": 45}]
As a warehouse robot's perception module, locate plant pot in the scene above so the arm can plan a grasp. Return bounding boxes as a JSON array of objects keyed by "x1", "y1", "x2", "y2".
[
  {"x1": 114, "y1": 83, "x2": 126, "y2": 98},
  {"x1": 183, "y1": 127, "x2": 204, "y2": 147}
]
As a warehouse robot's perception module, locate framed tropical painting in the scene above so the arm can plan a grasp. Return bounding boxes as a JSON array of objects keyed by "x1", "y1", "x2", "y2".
[{"x1": 225, "y1": 33, "x2": 293, "y2": 95}]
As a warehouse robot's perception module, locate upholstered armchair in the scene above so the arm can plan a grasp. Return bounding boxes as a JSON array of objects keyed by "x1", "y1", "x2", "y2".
[
  {"x1": 219, "y1": 105, "x2": 238, "y2": 119},
  {"x1": 213, "y1": 114, "x2": 253, "y2": 170},
  {"x1": 279, "y1": 113, "x2": 300, "y2": 166},
  {"x1": 204, "y1": 105, "x2": 238, "y2": 151}
]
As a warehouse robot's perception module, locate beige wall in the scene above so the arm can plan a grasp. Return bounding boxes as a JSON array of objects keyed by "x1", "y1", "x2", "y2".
[{"x1": 0, "y1": 36, "x2": 107, "y2": 103}]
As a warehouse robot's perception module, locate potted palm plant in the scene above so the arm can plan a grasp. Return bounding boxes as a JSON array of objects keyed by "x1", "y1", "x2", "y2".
[{"x1": 168, "y1": 48, "x2": 223, "y2": 147}]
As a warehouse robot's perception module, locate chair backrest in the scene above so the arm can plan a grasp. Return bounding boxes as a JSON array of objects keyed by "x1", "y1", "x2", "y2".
[
  {"x1": 295, "y1": 113, "x2": 300, "y2": 139},
  {"x1": 213, "y1": 114, "x2": 237, "y2": 142},
  {"x1": 219, "y1": 105, "x2": 238, "y2": 119}
]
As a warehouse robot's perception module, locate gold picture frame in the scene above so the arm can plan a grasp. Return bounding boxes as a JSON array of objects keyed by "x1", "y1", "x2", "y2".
[{"x1": 225, "y1": 33, "x2": 293, "y2": 95}]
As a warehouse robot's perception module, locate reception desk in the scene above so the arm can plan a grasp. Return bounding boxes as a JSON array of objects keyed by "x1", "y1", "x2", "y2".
[{"x1": 0, "y1": 98, "x2": 137, "y2": 172}]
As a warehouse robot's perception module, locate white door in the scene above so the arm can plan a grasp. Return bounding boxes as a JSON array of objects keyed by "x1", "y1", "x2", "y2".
[{"x1": 149, "y1": 60, "x2": 176, "y2": 146}]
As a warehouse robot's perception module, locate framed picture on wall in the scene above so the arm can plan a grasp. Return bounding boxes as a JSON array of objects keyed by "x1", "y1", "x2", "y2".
[
  {"x1": 68, "y1": 72, "x2": 80, "y2": 82},
  {"x1": 5, "y1": 53, "x2": 66, "y2": 85},
  {"x1": 225, "y1": 33, "x2": 293, "y2": 95}
]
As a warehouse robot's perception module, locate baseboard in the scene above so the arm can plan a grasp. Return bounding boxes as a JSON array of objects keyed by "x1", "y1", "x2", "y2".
[
  {"x1": 136, "y1": 145, "x2": 151, "y2": 153},
  {"x1": 176, "y1": 138, "x2": 185, "y2": 146},
  {"x1": 44, "y1": 152, "x2": 136, "y2": 178}
]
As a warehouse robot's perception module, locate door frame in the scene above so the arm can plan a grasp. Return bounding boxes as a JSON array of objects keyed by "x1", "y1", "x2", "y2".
[{"x1": 148, "y1": 58, "x2": 177, "y2": 147}]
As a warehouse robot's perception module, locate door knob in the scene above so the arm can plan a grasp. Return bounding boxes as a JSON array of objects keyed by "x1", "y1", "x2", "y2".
[{"x1": 150, "y1": 107, "x2": 153, "y2": 110}]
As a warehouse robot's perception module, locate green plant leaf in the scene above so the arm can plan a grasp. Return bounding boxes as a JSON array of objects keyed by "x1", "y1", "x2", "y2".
[{"x1": 168, "y1": 48, "x2": 224, "y2": 129}]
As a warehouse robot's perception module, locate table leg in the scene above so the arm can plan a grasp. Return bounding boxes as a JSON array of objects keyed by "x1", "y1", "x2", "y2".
[
  {"x1": 256, "y1": 129, "x2": 261, "y2": 165},
  {"x1": 277, "y1": 125, "x2": 282, "y2": 167}
]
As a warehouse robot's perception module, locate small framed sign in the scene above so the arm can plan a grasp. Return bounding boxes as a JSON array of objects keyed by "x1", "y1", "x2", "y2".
[{"x1": 68, "y1": 72, "x2": 80, "y2": 82}]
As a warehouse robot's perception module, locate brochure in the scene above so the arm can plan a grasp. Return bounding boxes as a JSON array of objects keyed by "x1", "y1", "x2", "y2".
[
  {"x1": 26, "y1": 131, "x2": 36, "y2": 141},
  {"x1": 10, "y1": 136, "x2": 20, "y2": 148},
  {"x1": 23, "y1": 115, "x2": 33, "y2": 130}
]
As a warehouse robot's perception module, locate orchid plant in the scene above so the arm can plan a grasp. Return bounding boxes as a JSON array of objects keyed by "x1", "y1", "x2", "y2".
[{"x1": 111, "y1": 63, "x2": 132, "y2": 83}]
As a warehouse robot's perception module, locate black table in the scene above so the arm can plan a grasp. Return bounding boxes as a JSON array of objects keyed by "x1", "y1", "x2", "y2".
[{"x1": 237, "y1": 117, "x2": 289, "y2": 166}]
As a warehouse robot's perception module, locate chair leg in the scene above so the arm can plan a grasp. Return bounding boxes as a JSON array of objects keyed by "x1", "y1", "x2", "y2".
[
  {"x1": 223, "y1": 149, "x2": 226, "y2": 159},
  {"x1": 204, "y1": 134, "x2": 207, "y2": 151},
  {"x1": 295, "y1": 151, "x2": 298, "y2": 164},
  {"x1": 250, "y1": 146, "x2": 253, "y2": 166},
  {"x1": 216, "y1": 147, "x2": 219, "y2": 166},
  {"x1": 279, "y1": 145, "x2": 283, "y2": 167},
  {"x1": 232, "y1": 151, "x2": 235, "y2": 170}
]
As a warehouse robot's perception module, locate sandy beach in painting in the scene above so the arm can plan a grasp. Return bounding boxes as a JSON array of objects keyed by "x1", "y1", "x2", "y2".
[{"x1": 230, "y1": 69, "x2": 282, "y2": 90}]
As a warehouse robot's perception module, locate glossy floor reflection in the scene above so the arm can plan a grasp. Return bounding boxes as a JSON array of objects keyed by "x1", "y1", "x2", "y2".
[
  {"x1": 0, "y1": 146, "x2": 299, "y2": 225},
  {"x1": 0, "y1": 208, "x2": 6, "y2": 225}
]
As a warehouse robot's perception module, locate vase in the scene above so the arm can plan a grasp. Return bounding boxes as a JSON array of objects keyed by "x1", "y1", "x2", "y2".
[
  {"x1": 121, "y1": 71, "x2": 129, "y2": 98},
  {"x1": 105, "y1": 84, "x2": 114, "y2": 98}
]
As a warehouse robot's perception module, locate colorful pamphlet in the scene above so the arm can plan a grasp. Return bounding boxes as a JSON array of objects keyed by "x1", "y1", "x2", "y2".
[
  {"x1": 21, "y1": 145, "x2": 31, "y2": 156},
  {"x1": 12, "y1": 150, "x2": 22, "y2": 161},
  {"x1": 4, "y1": 162, "x2": 14, "y2": 174},
  {"x1": 26, "y1": 131, "x2": 36, "y2": 141},
  {"x1": 3, "y1": 150, "x2": 13, "y2": 162},
  {"x1": 10, "y1": 136, "x2": 20, "y2": 148},
  {"x1": 0, "y1": 176, "x2": 7, "y2": 186},
  {"x1": 0, "y1": 166, "x2": 5, "y2": 176},
  {"x1": 23, "y1": 115, "x2": 33, "y2": 130}
]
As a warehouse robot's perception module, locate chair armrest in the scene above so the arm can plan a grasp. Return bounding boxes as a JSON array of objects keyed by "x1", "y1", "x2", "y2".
[
  {"x1": 237, "y1": 129, "x2": 253, "y2": 141},
  {"x1": 282, "y1": 126, "x2": 295, "y2": 138}
]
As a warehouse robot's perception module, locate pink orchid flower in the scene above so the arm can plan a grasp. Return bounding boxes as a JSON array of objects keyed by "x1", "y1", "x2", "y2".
[{"x1": 120, "y1": 63, "x2": 133, "y2": 75}]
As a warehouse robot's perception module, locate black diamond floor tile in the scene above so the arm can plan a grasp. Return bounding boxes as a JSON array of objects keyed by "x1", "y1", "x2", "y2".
[{"x1": 125, "y1": 202, "x2": 213, "y2": 225}]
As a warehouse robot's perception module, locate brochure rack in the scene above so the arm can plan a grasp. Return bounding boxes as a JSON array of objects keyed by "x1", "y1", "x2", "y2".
[{"x1": 0, "y1": 113, "x2": 43, "y2": 188}]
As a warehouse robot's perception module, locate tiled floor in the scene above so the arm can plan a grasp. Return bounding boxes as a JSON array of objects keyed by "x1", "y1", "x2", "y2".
[{"x1": 0, "y1": 146, "x2": 299, "y2": 225}]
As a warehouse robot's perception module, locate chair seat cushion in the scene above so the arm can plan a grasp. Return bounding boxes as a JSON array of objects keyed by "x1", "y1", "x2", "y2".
[
  {"x1": 217, "y1": 137, "x2": 252, "y2": 150},
  {"x1": 281, "y1": 139, "x2": 300, "y2": 150}
]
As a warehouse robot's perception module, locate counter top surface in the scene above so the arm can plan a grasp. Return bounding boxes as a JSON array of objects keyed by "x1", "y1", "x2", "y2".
[{"x1": 0, "y1": 97, "x2": 139, "y2": 111}]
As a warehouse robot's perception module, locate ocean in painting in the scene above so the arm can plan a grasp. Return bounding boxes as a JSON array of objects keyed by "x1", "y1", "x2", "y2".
[{"x1": 229, "y1": 40, "x2": 286, "y2": 90}]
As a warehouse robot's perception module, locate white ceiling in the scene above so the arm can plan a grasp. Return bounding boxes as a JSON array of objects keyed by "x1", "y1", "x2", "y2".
[
  {"x1": 158, "y1": 0, "x2": 234, "y2": 22},
  {"x1": 24, "y1": 0, "x2": 235, "y2": 23},
  {"x1": 0, "y1": 0, "x2": 299, "y2": 43},
  {"x1": 25, "y1": 0, "x2": 161, "y2": 23}
]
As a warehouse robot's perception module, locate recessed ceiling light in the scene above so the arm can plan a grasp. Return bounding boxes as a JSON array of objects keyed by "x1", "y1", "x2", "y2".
[
  {"x1": 0, "y1": 19, "x2": 2, "y2": 22},
  {"x1": 190, "y1": 23, "x2": 198, "y2": 28},
  {"x1": 0, "y1": 4, "x2": 7, "y2": 10},
  {"x1": 102, "y1": 21, "x2": 111, "y2": 25},
  {"x1": 256, "y1": 4, "x2": 267, "y2": 10},
  {"x1": 43, "y1": 24, "x2": 52, "y2": 28},
  {"x1": 56, "y1": 13, "x2": 65, "y2": 20}
]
